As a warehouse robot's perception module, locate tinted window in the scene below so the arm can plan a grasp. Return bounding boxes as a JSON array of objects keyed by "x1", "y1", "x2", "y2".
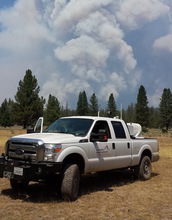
[
  {"x1": 92, "y1": 120, "x2": 111, "y2": 138},
  {"x1": 111, "y1": 121, "x2": 126, "y2": 139}
]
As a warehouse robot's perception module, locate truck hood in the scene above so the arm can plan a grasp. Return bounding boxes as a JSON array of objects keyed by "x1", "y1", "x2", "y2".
[{"x1": 9, "y1": 133, "x2": 86, "y2": 144}]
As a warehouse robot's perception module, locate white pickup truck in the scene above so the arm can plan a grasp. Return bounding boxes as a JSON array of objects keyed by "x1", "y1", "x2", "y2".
[{"x1": 0, "y1": 116, "x2": 159, "y2": 201}]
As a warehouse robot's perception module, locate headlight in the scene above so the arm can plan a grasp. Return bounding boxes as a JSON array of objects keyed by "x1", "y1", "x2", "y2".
[{"x1": 44, "y1": 144, "x2": 62, "y2": 161}]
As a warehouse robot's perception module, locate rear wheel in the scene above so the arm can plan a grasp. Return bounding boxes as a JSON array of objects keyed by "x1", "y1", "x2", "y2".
[
  {"x1": 134, "y1": 156, "x2": 152, "y2": 180},
  {"x1": 61, "y1": 164, "x2": 80, "y2": 201}
]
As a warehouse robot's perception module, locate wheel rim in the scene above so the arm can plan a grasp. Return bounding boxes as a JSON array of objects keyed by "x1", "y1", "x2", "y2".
[{"x1": 143, "y1": 160, "x2": 150, "y2": 176}]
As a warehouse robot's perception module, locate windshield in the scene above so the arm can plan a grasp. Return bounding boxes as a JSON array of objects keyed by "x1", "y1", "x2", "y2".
[{"x1": 43, "y1": 118, "x2": 93, "y2": 136}]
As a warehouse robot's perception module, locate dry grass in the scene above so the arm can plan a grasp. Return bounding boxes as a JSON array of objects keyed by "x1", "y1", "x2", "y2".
[{"x1": 0, "y1": 129, "x2": 171, "y2": 220}]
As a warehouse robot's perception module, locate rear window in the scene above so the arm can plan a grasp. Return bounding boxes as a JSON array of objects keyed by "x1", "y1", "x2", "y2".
[{"x1": 111, "y1": 121, "x2": 126, "y2": 139}]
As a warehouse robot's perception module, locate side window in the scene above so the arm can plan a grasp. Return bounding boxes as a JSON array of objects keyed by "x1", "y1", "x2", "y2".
[
  {"x1": 111, "y1": 121, "x2": 126, "y2": 139},
  {"x1": 92, "y1": 120, "x2": 111, "y2": 138}
]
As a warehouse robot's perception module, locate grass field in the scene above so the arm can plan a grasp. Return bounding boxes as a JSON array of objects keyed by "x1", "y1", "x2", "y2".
[{"x1": 0, "y1": 128, "x2": 171, "y2": 220}]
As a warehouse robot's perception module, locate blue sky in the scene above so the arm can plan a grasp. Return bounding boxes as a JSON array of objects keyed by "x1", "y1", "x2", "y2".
[
  {"x1": 0, "y1": 0, "x2": 15, "y2": 8},
  {"x1": 0, "y1": 0, "x2": 172, "y2": 110}
]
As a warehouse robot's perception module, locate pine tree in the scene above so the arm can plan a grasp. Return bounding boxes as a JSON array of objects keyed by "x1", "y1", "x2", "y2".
[
  {"x1": 44, "y1": 94, "x2": 61, "y2": 125},
  {"x1": 89, "y1": 93, "x2": 99, "y2": 116},
  {"x1": 149, "y1": 107, "x2": 160, "y2": 129},
  {"x1": 76, "y1": 91, "x2": 88, "y2": 115},
  {"x1": 13, "y1": 69, "x2": 45, "y2": 128},
  {"x1": 159, "y1": 88, "x2": 172, "y2": 130},
  {"x1": 125, "y1": 103, "x2": 136, "y2": 123},
  {"x1": 0, "y1": 99, "x2": 14, "y2": 127},
  {"x1": 106, "y1": 93, "x2": 117, "y2": 117},
  {"x1": 135, "y1": 85, "x2": 149, "y2": 129}
]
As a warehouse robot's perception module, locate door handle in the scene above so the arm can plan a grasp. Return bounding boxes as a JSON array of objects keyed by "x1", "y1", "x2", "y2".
[
  {"x1": 112, "y1": 143, "x2": 115, "y2": 149},
  {"x1": 127, "y1": 142, "x2": 130, "y2": 148}
]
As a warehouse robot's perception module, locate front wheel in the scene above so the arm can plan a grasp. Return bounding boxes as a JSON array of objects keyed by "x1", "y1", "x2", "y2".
[
  {"x1": 61, "y1": 164, "x2": 80, "y2": 201},
  {"x1": 134, "y1": 156, "x2": 152, "y2": 180}
]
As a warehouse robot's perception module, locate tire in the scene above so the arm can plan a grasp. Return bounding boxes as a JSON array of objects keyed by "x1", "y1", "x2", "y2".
[
  {"x1": 134, "y1": 156, "x2": 152, "y2": 180},
  {"x1": 61, "y1": 164, "x2": 80, "y2": 201},
  {"x1": 10, "y1": 179, "x2": 29, "y2": 191}
]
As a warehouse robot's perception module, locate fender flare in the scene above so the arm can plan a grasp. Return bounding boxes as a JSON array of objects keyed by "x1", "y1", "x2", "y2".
[
  {"x1": 56, "y1": 146, "x2": 89, "y2": 173},
  {"x1": 138, "y1": 144, "x2": 153, "y2": 160},
  {"x1": 132, "y1": 144, "x2": 153, "y2": 166}
]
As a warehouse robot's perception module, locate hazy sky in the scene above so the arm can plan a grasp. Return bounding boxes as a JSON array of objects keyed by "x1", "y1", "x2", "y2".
[{"x1": 0, "y1": 0, "x2": 172, "y2": 109}]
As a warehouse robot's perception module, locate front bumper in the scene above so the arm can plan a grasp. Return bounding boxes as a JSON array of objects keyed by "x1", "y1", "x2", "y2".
[{"x1": 0, "y1": 155, "x2": 62, "y2": 181}]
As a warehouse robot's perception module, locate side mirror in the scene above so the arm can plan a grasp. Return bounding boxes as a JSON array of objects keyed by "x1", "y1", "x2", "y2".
[
  {"x1": 27, "y1": 127, "x2": 35, "y2": 133},
  {"x1": 90, "y1": 129, "x2": 108, "y2": 142}
]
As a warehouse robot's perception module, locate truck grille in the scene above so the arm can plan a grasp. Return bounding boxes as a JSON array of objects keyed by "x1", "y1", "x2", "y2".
[{"x1": 7, "y1": 140, "x2": 44, "y2": 162}]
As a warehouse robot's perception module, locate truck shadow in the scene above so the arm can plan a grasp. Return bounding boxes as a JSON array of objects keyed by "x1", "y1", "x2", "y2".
[
  {"x1": 80, "y1": 170, "x2": 158, "y2": 195},
  {"x1": 1, "y1": 170, "x2": 159, "y2": 203}
]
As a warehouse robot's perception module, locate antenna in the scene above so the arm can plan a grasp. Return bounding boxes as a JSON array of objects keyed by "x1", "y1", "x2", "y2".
[{"x1": 120, "y1": 103, "x2": 122, "y2": 119}]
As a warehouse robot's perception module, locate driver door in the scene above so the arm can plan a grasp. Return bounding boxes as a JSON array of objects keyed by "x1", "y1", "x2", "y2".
[{"x1": 89, "y1": 120, "x2": 115, "y2": 172}]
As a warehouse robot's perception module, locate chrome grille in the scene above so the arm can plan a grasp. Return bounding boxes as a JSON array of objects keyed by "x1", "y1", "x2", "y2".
[{"x1": 7, "y1": 140, "x2": 44, "y2": 162}]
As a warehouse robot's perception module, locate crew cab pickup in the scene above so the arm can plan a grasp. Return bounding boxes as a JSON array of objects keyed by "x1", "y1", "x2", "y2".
[{"x1": 0, "y1": 116, "x2": 159, "y2": 201}]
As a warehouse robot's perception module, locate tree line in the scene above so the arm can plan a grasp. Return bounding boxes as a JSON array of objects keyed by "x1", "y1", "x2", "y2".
[{"x1": 0, "y1": 69, "x2": 171, "y2": 131}]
